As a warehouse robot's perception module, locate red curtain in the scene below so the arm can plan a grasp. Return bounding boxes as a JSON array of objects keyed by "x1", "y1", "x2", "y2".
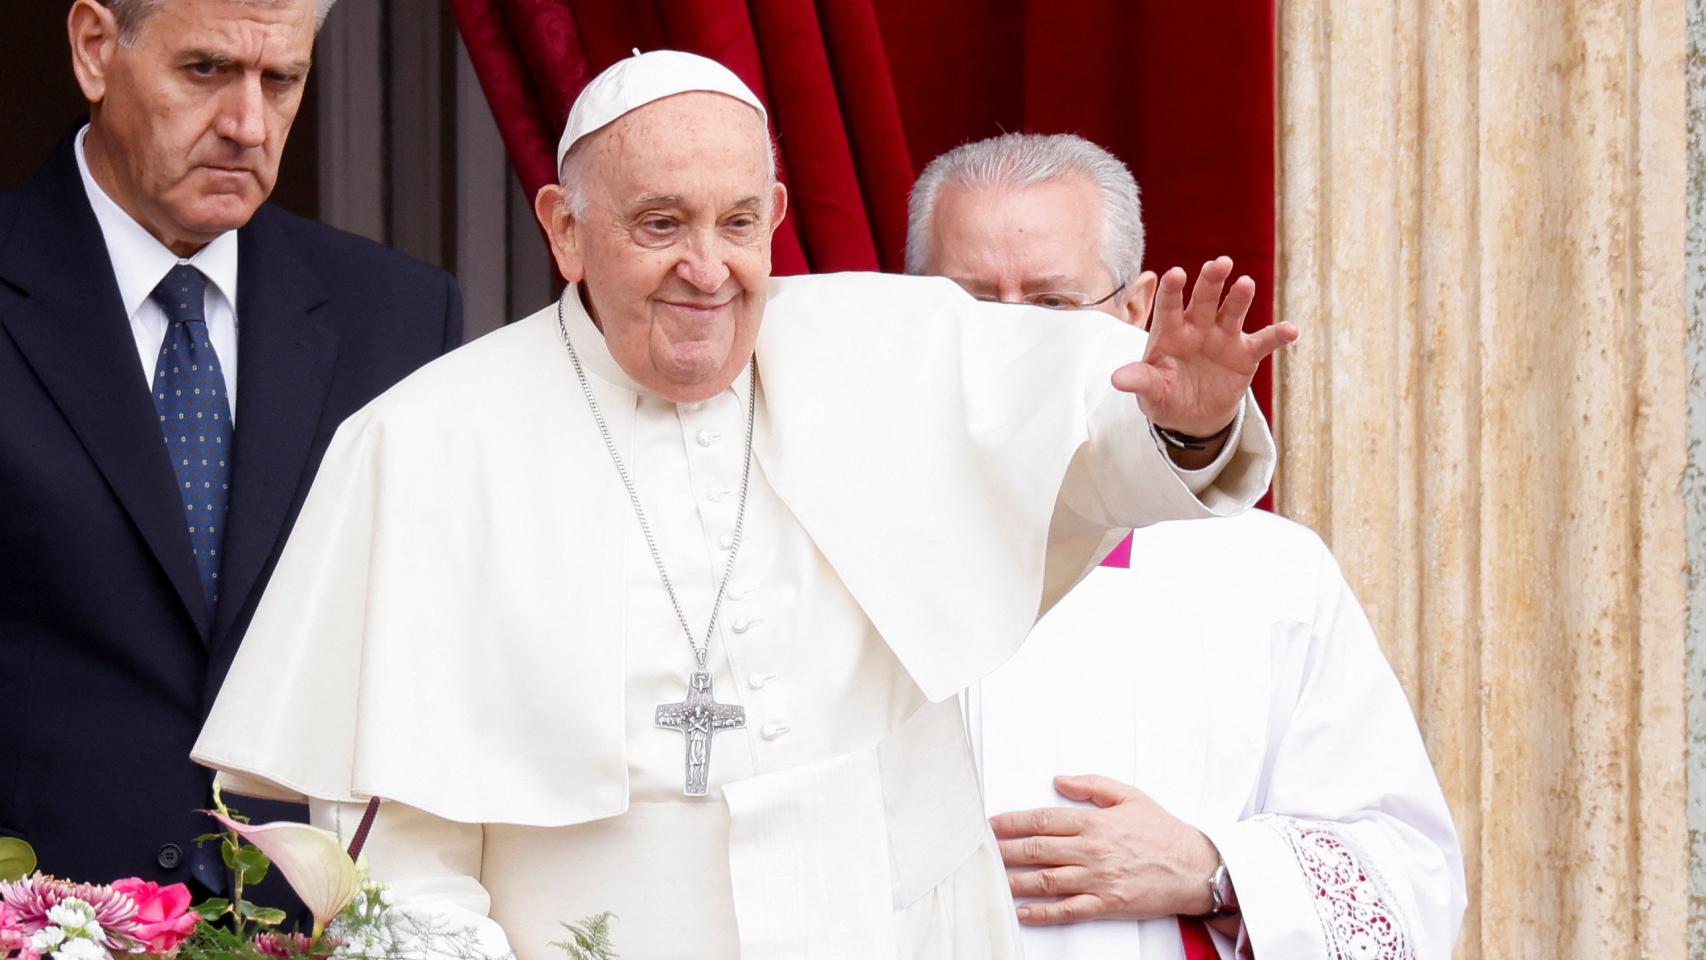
[{"x1": 451, "y1": 0, "x2": 1274, "y2": 407}]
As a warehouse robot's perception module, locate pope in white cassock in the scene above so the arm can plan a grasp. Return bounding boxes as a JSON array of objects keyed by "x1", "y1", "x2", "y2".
[
  {"x1": 909, "y1": 132, "x2": 1467, "y2": 959},
  {"x1": 191, "y1": 52, "x2": 1297, "y2": 959}
]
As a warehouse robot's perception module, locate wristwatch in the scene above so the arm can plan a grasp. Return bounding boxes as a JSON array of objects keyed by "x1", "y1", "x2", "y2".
[
  {"x1": 1201, "y1": 861, "x2": 1240, "y2": 919},
  {"x1": 1152, "y1": 418, "x2": 1235, "y2": 453}
]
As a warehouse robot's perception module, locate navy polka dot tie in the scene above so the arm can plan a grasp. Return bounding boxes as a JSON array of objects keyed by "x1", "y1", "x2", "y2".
[{"x1": 149, "y1": 264, "x2": 233, "y2": 620}]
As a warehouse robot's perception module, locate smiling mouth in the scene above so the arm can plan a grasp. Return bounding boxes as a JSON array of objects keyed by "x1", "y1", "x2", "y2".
[{"x1": 661, "y1": 300, "x2": 732, "y2": 314}]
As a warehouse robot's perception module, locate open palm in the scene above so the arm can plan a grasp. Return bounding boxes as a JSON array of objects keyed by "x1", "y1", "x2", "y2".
[{"x1": 1112, "y1": 257, "x2": 1297, "y2": 437}]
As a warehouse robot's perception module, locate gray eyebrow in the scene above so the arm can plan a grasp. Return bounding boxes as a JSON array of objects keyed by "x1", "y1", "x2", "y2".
[
  {"x1": 179, "y1": 50, "x2": 312, "y2": 79},
  {"x1": 181, "y1": 49, "x2": 237, "y2": 67}
]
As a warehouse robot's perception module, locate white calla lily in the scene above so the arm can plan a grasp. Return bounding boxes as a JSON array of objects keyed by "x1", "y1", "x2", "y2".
[{"x1": 208, "y1": 812, "x2": 359, "y2": 935}]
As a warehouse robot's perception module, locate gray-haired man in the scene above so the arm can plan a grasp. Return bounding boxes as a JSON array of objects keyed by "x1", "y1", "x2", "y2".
[
  {"x1": 0, "y1": 0, "x2": 461, "y2": 895},
  {"x1": 911, "y1": 132, "x2": 1467, "y2": 959}
]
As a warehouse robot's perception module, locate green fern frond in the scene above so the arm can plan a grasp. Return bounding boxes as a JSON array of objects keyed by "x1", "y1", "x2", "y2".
[{"x1": 550, "y1": 911, "x2": 618, "y2": 960}]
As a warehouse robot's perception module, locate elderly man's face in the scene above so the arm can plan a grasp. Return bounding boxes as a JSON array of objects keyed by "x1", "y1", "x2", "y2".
[
  {"x1": 538, "y1": 92, "x2": 787, "y2": 404},
  {"x1": 69, "y1": 0, "x2": 317, "y2": 256},
  {"x1": 923, "y1": 175, "x2": 1151, "y2": 325}
]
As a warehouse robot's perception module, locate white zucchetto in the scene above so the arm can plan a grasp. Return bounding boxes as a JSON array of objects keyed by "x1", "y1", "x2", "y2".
[{"x1": 555, "y1": 49, "x2": 769, "y2": 169}]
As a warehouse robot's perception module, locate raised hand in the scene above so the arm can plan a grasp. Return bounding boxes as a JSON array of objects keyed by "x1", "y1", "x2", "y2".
[
  {"x1": 1111, "y1": 257, "x2": 1297, "y2": 438},
  {"x1": 990, "y1": 774, "x2": 1221, "y2": 925}
]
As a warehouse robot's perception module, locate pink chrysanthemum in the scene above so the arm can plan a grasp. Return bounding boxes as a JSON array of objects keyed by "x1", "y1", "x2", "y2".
[
  {"x1": 0, "y1": 901, "x2": 28, "y2": 957},
  {"x1": 0, "y1": 874, "x2": 140, "y2": 950}
]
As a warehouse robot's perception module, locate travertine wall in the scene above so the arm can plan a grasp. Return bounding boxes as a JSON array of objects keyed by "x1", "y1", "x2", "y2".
[{"x1": 1273, "y1": 1, "x2": 1689, "y2": 957}]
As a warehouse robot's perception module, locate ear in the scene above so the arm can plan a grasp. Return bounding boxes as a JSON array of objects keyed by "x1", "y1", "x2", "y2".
[
  {"x1": 68, "y1": 0, "x2": 121, "y2": 105},
  {"x1": 534, "y1": 183, "x2": 585, "y2": 284},
  {"x1": 767, "y1": 181, "x2": 789, "y2": 236},
  {"x1": 1122, "y1": 270, "x2": 1159, "y2": 329}
]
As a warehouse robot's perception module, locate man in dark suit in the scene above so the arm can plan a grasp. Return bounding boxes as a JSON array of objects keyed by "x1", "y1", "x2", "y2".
[{"x1": 0, "y1": 0, "x2": 461, "y2": 898}]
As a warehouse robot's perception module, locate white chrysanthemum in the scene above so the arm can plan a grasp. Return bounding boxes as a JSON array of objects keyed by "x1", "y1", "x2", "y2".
[
  {"x1": 52, "y1": 936, "x2": 110, "y2": 960},
  {"x1": 29, "y1": 926, "x2": 67, "y2": 951},
  {"x1": 45, "y1": 899, "x2": 102, "y2": 939}
]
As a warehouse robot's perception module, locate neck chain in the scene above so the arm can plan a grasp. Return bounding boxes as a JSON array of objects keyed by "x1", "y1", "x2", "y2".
[{"x1": 555, "y1": 289, "x2": 757, "y2": 671}]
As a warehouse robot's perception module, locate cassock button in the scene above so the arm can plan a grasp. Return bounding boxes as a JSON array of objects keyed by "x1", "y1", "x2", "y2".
[
  {"x1": 747, "y1": 671, "x2": 777, "y2": 690},
  {"x1": 718, "y1": 533, "x2": 735, "y2": 550},
  {"x1": 728, "y1": 583, "x2": 751, "y2": 600},
  {"x1": 696, "y1": 429, "x2": 720, "y2": 447},
  {"x1": 156, "y1": 843, "x2": 184, "y2": 869},
  {"x1": 732, "y1": 617, "x2": 762, "y2": 634},
  {"x1": 760, "y1": 721, "x2": 791, "y2": 741}
]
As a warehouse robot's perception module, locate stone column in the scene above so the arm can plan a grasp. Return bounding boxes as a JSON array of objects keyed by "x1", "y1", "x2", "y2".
[
  {"x1": 1275, "y1": 1, "x2": 1688, "y2": 957},
  {"x1": 1687, "y1": 2, "x2": 1706, "y2": 956}
]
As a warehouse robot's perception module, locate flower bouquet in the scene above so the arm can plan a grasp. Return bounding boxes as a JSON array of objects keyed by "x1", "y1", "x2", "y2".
[{"x1": 0, "y1": 790, "x2": 615, "y2": 960}]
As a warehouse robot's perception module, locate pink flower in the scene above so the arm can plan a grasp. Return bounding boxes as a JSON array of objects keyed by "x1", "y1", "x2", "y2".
[
  {"x1": 0, "y1": 875, "x2": 137, "y2": 949},
  {"x1": 252, "y1": 931, "x2": 337, "y2": 958},
  {"x1": 108, "y1": 880, "x2": 195, "y2": 955},
  {"x1": 0, "y1": 901, "x2": 28, "y2": 958}
]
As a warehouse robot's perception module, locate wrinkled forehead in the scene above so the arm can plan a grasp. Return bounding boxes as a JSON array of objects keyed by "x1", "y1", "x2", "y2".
[
  {"x1": 123, "y1": 0, "x2": 319, "y2": 62},
  {"x1": 579, "y1": 92, "x2": 773, "y2": 197},
  {"x1": 930, "y1": 179, "x2": 1109, "y2": 282}
]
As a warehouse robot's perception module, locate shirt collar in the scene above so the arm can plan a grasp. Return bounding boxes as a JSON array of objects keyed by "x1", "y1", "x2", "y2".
[
  {"x1": 559, "y1": 282, "x2": 754, "y2": 407},
  {"x1": 75, "y1": 124, "x2": 240, "y2": 322}
]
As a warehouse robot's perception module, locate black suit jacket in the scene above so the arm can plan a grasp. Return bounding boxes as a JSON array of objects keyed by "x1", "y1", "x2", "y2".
[{"x1": 0, "y1": 134, "x2": 462, "y2": 892}]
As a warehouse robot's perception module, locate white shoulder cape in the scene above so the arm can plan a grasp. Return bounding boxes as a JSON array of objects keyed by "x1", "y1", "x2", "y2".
[{"x1": 192, "y1": 272, "x2": 1274, "y2": 825}]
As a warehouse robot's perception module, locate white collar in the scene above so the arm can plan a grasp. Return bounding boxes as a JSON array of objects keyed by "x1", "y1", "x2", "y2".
[
  {"x1": 75, "y1": 125, "x2": 240, "y2": 321},
  {"x1": 559, "y1": 282, "x2": 753, "y2": 405}
]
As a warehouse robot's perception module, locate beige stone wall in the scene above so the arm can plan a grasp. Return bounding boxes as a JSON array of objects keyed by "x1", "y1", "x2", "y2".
[{"x1": 1273, "y1": 1, "x2": 1689, "y2": 957}]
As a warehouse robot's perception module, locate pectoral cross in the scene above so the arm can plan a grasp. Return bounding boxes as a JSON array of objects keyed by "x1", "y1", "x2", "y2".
[{"x1": 656, "y1": 671, "x2": 746, "y2": 796}]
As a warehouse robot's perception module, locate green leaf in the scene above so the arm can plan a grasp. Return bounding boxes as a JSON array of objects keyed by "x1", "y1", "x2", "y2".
[
  {"x1": 0, "y1": 838, "x2": 36, "y2": 881},
  {"x1": 231, "y1": 844, "x2": 271, "y2": 886},
  {"x1": 235, "y1": 901, "x2": 287, "y2": 926},
  {"x1": 219, "y1": 840, "x2": 272, "y2": 884},
  {"x1": 193, "y1": 898, "x2": 232, "y2": 920},
  {"x1": 193, "y1": 832, "x2": 226, "y2": 845},
  {"x1": 552, "y1": 912, "x2": 619, "y2": 960}
]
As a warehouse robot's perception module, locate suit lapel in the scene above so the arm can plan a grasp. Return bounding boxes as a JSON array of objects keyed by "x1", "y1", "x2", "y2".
[
  {"x1": 213, "y1": 209, "x2": 335, "y2": 643},
  {"x1": 0, "y1": 140, "x2": 212, "y2": 638}
]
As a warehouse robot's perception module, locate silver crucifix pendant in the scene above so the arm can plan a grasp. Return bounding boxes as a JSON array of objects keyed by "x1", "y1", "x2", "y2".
[{"x1": 655, "y1": 670, "x2": 746, "y2": 796}]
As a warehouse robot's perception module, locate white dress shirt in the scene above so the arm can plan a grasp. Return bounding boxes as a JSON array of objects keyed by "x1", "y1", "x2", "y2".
[{"x1": 74, "y1": 125, "x2": 240, "y2": 420}]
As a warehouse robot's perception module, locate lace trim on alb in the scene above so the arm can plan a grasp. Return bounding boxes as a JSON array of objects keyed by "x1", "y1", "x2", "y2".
[{"x1": 1256, "y1": 815, "x2": 1415, "y2": 960}]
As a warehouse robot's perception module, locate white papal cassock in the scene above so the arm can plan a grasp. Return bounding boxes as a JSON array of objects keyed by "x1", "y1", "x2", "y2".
[
  {"x1": 967, "y1": 510, "x2": 1467, "y2": 960},
  {"x1": 192, "y1": 272, "x2": 1275, "y2": 959}
]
